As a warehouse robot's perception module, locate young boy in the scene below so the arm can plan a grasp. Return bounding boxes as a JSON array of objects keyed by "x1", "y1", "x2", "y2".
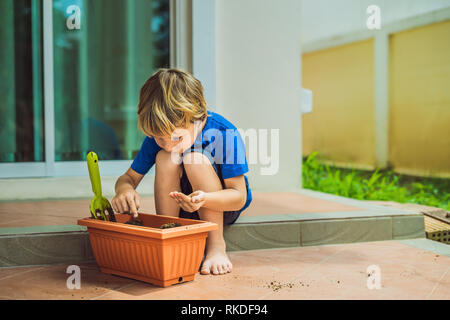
[{"x1": 112, "y1": 68, "x2": 252, "y2": 276}]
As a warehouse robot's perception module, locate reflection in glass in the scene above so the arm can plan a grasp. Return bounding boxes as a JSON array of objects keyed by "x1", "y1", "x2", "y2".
[
  {"x1": 0, "y1": 0, "x2": 44, "y2": 163},
  {"x1": 53, "y1": 0, "x2": 170, "y2": 161}
]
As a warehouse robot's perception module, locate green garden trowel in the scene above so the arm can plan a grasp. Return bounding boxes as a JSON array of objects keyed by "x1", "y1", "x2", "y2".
[{"x1": 87, "y1": 151, "x2": 116, "y2": 222}]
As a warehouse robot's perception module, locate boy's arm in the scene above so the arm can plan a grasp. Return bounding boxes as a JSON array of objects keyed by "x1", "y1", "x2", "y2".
[
  {"x1": 203, "y1": 175, "x2": 247, "y2": 211},
  {"x1": 115, "y1": 167, "x2": 143, "y2": 192},
  {"x1": 112, "y1": 168, "x2": 144, "y2": 217}
]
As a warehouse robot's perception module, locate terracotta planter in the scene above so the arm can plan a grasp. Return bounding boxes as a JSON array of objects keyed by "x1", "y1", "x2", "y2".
[{"x1": 78, "y1": 212, "x2": 217, "y2": 287}]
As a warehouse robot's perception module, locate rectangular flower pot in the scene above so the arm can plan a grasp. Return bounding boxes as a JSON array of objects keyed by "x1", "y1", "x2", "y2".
[{"x1": 78, "y1": 212, "x2": 217, "y2": 287}]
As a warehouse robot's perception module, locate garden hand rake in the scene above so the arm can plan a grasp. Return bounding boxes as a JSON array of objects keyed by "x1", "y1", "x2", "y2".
[{"x1": 87, "y1": 151, "x2": 116, "y2": 222}]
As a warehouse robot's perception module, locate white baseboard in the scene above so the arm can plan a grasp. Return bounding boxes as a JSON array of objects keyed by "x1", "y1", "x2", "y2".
[{"x1": 0, "y1": 174, "x2": 156, "y2": 201}]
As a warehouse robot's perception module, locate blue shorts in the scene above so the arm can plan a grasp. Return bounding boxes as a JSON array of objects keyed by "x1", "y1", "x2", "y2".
[{"x1": 179, "y1": 150, "x2": 247, "y2": 225}]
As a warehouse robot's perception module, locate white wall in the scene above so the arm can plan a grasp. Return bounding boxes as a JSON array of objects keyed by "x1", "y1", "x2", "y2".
[
  {"x1": 301, "y1": 0, "x2": 450, "y2": 43},
  {"x1": 216, "y1": 0, "x2": 303, "y2": 192}
]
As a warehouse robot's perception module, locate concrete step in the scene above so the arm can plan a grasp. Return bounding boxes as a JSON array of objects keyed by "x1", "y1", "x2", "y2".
[{"x1": 0, "y1": 190, "x2": 428, "y2": 267}]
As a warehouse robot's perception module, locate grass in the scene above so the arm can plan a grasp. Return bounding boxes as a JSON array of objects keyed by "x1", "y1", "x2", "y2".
[{"x1": 302, "y1": 151, "x2": 450, "y2": 211}]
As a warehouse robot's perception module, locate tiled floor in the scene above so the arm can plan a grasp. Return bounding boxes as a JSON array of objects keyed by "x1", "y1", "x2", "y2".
[
  {"x1": 0, "y1": 239, "x2": 448, "y2": 300},
  {"x1": 0, "y1": 192, "x2": 362, "y2": 228}
]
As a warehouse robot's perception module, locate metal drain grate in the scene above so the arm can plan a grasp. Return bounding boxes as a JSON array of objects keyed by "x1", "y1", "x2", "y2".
[{"x1": 424, "y1": 216, "x2": 450, "y2": 244}]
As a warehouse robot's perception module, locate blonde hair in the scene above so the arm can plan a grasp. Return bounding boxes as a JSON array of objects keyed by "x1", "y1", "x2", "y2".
[{"x1": 137, "y1": 68, "x2": 208, "y2": 137}]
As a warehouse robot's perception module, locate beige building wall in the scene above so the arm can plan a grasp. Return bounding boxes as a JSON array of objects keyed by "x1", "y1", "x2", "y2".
[
  {"x1": 302, "y1": 39, "x2": 376, "y2": 169},
  {"x1": 389, "y1": 20, "x2": 450, "y2": 178},
  {"x1": 301, "y1": 2, "x2": 450, "y2": 178}
]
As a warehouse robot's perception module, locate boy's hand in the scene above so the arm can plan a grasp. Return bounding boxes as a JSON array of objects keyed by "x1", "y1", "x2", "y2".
[
  {"x1": 111, "y1": 190, "x2": 141, "y2": 218},
  {"x1": 169, "y1": 190, "x2": 206, "y2": 213}
]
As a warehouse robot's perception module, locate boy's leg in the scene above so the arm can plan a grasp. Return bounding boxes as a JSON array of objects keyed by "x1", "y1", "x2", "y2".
[
  {"x1": 154, "y1": 149, "x2": 183, "y2": 217},
  {"x1": 182, "y1": 151, "x2": 232, "y2": 275}
]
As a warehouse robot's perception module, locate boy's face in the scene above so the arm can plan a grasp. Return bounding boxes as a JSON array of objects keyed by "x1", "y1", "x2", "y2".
[{"x1": 151, "y1": 119, "x2": 204, "y2": 154}]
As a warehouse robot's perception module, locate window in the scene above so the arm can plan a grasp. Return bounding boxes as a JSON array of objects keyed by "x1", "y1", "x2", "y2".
[
  {"x1": 53, "y1": 0, "x2": 170, "y2": 161},
  {"x1": 0, "y1": 0, "x2": 171, "y2": 177},
  {"x1": 0, "y1": 0, "x2": 44, "y2": 163}
]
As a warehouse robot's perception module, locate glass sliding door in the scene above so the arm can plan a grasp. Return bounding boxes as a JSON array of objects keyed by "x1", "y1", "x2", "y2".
[
  {"x1": 0, "y1": 0, "x2": 172, "y2": 178},
  {"x1": 0, "y1": 0, "x2": 44, "y2": 163},
  {"x1": 52, "y1": 0, "x2": 170, "y2": 162}
]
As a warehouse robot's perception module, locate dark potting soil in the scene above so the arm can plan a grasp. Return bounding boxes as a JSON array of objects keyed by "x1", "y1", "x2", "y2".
[
  {"x1": 160, "y1": 222, "x2": 182, "y2": 229},
  {"x1": 122, "y1": 219, "x2": 182, "y2": 229},
  {"x1": 125, "y1": 218, "x2": 143, "y2": 226}
]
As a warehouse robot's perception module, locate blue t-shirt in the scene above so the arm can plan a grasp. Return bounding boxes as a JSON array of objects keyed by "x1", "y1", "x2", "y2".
[{"x1": 131, "y1": 110, "x2": 252, "y2": 212}]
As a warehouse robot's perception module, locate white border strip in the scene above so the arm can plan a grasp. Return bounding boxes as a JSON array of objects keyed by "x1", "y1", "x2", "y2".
[
  {"x1": 170, "y1": 0, "x2": 192, "y2": 72},
  {"x1": 43, "y1": 0, "x2": 55, "y2": 176},
  {"x1": 53, "y1": 160, "x2": 134, "y2": 177},
  {"x1": 0, "y1": 163, "x2": 46, "y2": 178}
]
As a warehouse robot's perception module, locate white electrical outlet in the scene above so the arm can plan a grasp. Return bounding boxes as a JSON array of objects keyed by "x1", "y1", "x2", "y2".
[{"x1": 301, "y1": 88, "x2": 313, "y2": 114}]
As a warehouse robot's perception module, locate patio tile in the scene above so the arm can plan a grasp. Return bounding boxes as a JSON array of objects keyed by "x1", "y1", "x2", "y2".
[
  {"x1": 0, "y1": 240, "x2": 448, "y2": 300},
  {"x1": 0, "y1": 263, "x2": 136, "y2": 300},
  {"x1": 0, "y1": 192, "x2": 363, "y2": 228},
  {"x1": 399, "y1": 238, "x2": 450, "y2": 257},
  {"x1": 242, "y1": 192, "x2": 362, "y2": 216}
]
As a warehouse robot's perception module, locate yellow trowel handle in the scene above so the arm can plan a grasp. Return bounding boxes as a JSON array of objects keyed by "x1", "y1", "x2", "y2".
[{"x1": 86, "y1": 151, "x2": 102, "y2": 197}]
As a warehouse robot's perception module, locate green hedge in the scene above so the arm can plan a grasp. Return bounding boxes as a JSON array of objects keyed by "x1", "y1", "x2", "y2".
[{"x1": 302, "y1": 151, "x2": 450, "y2": 211}]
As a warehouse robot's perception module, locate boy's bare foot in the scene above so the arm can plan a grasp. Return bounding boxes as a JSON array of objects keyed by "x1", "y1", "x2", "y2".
[{"x1": 200, "y1": 241, "x2": 232, "y2": 275}]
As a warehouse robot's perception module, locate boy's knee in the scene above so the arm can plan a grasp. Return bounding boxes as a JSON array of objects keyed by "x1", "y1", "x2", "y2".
[
  {"x1": 182, "y1": 151, "x2": 212, "y2": 167},
  {"x1": 182, "y1": 151, "x2": 222, "y2": 191},
  {"x1": 155, "y1": 149, "x2": 183, "y2": 178}
]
